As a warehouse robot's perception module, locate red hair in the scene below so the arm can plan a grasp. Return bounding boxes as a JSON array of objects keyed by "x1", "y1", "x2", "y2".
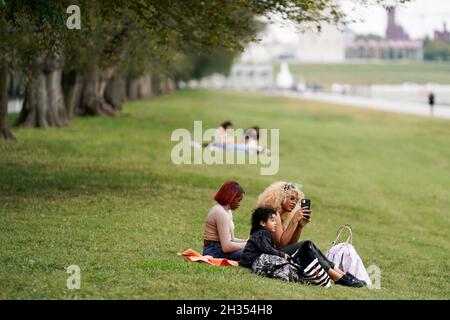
[{"x1": 214, "y1": 181, "x2": 245, "y2": 206}]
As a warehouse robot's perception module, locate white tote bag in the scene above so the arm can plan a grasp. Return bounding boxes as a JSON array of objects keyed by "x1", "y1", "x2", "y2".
[{"x1": 326, "y1": 225, "x2": 372, "y2": 285}]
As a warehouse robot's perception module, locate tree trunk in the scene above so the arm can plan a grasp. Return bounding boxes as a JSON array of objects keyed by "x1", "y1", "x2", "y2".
[
  {"x1": 137, "y1": 73, "x2": 153, "y2": 99},
  {"x1": 159, "y1": 77, "x2": 175, "y2": 95},
  {"x1": 105, "y1": 74, "x2": 127, "y2": 111},
  {"x1": 45, "y1": 55, "x2": 68, "y2": 126},
  {"x1": 127, "y1": 73, "x2": 153, "y2": 101},
  {"x1": 167, "y1": 78, "x2": 176, "y2": 93},
  {"x1": 0, "y1": 61, "x2": 15, "y2": 140},
  {"x1": 15, "y1": 56, "x2": 48, "y2": 128},
  {"x1": 159, "y1": 78, "x2": 168, "y2": 95},
  {"x1": 127, "y1": 76, "x2": 140, "y2": 101},
  {"x1": 79, "y1": 65, "x2": 115, "y2": 116},
  {"x1": 15, "y1": 55, "x2": 69, "y2": 128},
  {"x1": 65, "y1": 72, "x2": 83, "y2": 118}
]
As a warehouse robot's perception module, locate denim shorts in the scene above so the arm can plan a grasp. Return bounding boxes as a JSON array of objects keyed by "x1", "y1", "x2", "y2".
[{"x1": 203, "y1": 241, "x2": 243, "y2": 261}]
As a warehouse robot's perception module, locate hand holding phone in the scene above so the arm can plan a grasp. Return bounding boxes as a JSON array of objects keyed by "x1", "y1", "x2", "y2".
[
  {"x1": 300, "y1": 199, "x2": 311, "y2": 210},
  {"x1": 300, "y1": 199, "x2": 312, "y2": 221}
]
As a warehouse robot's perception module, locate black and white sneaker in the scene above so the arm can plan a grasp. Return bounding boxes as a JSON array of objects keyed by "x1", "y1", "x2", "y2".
[
  {"x1": 345, "y1": 272, "x2": 367, "y2": 286},
  {"x1": 335, "y1": 273, "x2": 366, "y2": 288}
]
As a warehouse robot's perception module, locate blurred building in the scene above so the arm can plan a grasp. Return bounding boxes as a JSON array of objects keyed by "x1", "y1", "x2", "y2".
[
  {"x1": 185, "y1": 65, "x2": 274, "y2": 90},
  {"x1": 226, "y1": 64, "x2": 274, "y2": 90},
  {"x1": 385, "y1": 7, "x2": 410, "y2": 41},
  {"x1": 346, "y1": 40, "x2": 423, "y2": 61},
  {"x1": 345, "y1": 6, "x2": 423, "y2": 61},
  {"x1": 434, "y1": 22, "x2": 450, "y2": 42},
  {"x1": 237, "y1": 22, "x2": 349, "y2": 64},
  {"x1": 238, "y1": 6, "x2": 424, "y2": 64}
]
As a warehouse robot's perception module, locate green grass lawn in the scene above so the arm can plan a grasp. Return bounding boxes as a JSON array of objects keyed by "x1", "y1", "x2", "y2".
[
  {"x1": 1, "y1": 90, "x2": 449, "y2": 299},
  {"x1": 278, "y1": 62, "x2": 450, "y2": 85}
]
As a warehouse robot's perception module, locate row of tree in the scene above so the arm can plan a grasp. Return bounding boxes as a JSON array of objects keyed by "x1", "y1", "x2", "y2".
[
  {"x1": 1, "y1": 0, "x2": 393, "y2": 140},
  {"x1": 424, "y1": 37, "x2": 450, "y2": 61}
]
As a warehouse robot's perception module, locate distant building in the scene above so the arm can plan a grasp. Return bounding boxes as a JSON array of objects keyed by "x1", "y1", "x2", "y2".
[
  {"x1": 345, "y1": 6, "x2": 423, "y2": 61},
  {"x1": 237, "y1": 22, "x2": 348, "y2": 64},
  {"x1": 434, "y1": 23, "x2": 450, "y2": 42},
  {"x1": 226, "y1": 64, "x2": 274, "y2": 90},
  {"x1": 385, "y1": 7, "x2": 410, "y2": 41},
  {"x1": 346, "y1": 40, "x2": 423, "y2": 61},
  {"x1": 235, "y1": 4, "x2": 427, "y2": 65}
]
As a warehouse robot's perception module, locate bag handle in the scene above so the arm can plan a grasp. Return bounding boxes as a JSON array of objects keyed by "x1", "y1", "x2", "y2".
[{"x1": 332, "y1": 225, "x2": 353, "y2": 245}]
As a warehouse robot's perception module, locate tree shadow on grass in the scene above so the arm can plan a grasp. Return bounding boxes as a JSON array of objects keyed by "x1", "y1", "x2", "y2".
[{"x1": 0, "y1": 161, "x2": 162, "y2": 198}]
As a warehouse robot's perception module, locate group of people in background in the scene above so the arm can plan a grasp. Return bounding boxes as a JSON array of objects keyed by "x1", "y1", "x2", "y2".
[
  {"x1": 202, "y1": 180, "x2": 367, "y2": 288},
  {"x1": 208, "y1": 121, "x2": 270, "y2": 155}
]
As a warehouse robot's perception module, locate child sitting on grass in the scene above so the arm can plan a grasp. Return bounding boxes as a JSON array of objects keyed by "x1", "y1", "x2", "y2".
[{"x1": 240, "y1": 206, "x2": 331, "y2": 287}]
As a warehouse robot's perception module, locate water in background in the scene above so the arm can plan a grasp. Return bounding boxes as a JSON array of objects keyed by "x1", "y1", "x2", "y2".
[{"x1": 330, "y1": 84, "x2": 450, "y2": 106}]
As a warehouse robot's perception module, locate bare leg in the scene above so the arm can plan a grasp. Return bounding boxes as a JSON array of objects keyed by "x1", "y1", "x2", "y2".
[
  {"x1": 333, "y1": 266, "x2": 346, "y2": 276},
  {"x1": 327, "y1": 266, "x2": 347, "y2": 281},
  {"x1": 327, "y1": 268, "x2": 344, "y2": 282}
]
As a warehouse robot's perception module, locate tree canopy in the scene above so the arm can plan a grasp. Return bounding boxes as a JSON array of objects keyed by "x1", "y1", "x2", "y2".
[{"x1": 0, "y1": 0, "x2": 411, "y2": 139}]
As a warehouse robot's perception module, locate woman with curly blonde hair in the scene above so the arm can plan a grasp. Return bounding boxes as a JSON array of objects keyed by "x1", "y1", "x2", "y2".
[
  {"x1": 255, "y1": 181, "x2": 366, "y2": 287},
  {"x1": 257, "y1": 182, "x2": 308, "y2": 248}
]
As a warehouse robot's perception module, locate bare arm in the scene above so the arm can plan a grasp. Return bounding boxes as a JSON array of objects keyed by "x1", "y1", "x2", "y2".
[
  {"x1": 289, "y1": 207, "x2": 311, "y2": 244},
  {"x1": 272, "y1": 209, "x2": 310, "y2": 248},
  {"x1": 272, "y1": 212, "x2": 298, "y2": 248},
  {"x1": 216, "y1": 211, "x2": 246, "y2": 252},
  {"x1": 289, "y1": 224, "x2": 303, "y2": 244},
  {"x1": 230, "y1": 225, "x2": 248, "y2": 243},
  {"x1": 230, "y1": 230, "x2": 248, "y2": 242},
  {"x1": 229, "y1": 213, "x2": 248, "y2": 243}
]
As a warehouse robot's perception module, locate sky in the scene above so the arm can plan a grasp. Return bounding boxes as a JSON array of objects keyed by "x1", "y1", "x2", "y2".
[{"x1": 269, "y1": 0, "x2": 450, "y2": 41}]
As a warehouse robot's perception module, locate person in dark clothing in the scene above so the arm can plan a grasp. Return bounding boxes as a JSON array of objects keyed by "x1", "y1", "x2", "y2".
[
  {"x1": 240, "y1": 207, "x2": 289, "y2": 269},
  {"x1": 240, "y1": 207, "x2": 336, "y2": 287},
  {"x1": 428, "y1": 92, "x2": 435, "y2": 117}
]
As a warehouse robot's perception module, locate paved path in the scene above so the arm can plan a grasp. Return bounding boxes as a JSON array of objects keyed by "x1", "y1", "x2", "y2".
[{"x1": 272, "y1": 91, "x2": 450, "y2": 120}]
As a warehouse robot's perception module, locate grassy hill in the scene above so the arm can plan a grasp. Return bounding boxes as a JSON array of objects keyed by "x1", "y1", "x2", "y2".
[{"x1": 1, "y1": 90, "x2": 449, "y2": 299}]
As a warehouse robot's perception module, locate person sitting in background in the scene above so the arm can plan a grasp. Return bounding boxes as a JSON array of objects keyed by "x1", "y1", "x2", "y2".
[
  {"x1": 243, "y1": 127, "x2": 270, "y2": 155},
  {"x1": 214, "y1": 121, "x2": 234, "y2": 146},
  {"x1": 204, "y1": 121, "x2": 235, "y2": 150}
]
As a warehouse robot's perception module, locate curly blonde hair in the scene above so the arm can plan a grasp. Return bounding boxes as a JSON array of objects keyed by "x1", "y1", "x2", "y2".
[{"x1": 256, "y1": 181, "x2": 304, "y2": 215}]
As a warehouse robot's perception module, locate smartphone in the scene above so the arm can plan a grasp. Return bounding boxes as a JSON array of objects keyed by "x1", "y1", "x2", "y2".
[
  {"x1": 300, "y1": 199, "x2": 311, "y2": 210},
  {"x1": 300, "y1": 199, "x2": 311, "y2": 219}
]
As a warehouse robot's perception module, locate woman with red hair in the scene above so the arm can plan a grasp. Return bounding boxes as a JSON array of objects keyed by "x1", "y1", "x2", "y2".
[{"x1": 203, "y1": 181, "x2": 247, "y2": 261}]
